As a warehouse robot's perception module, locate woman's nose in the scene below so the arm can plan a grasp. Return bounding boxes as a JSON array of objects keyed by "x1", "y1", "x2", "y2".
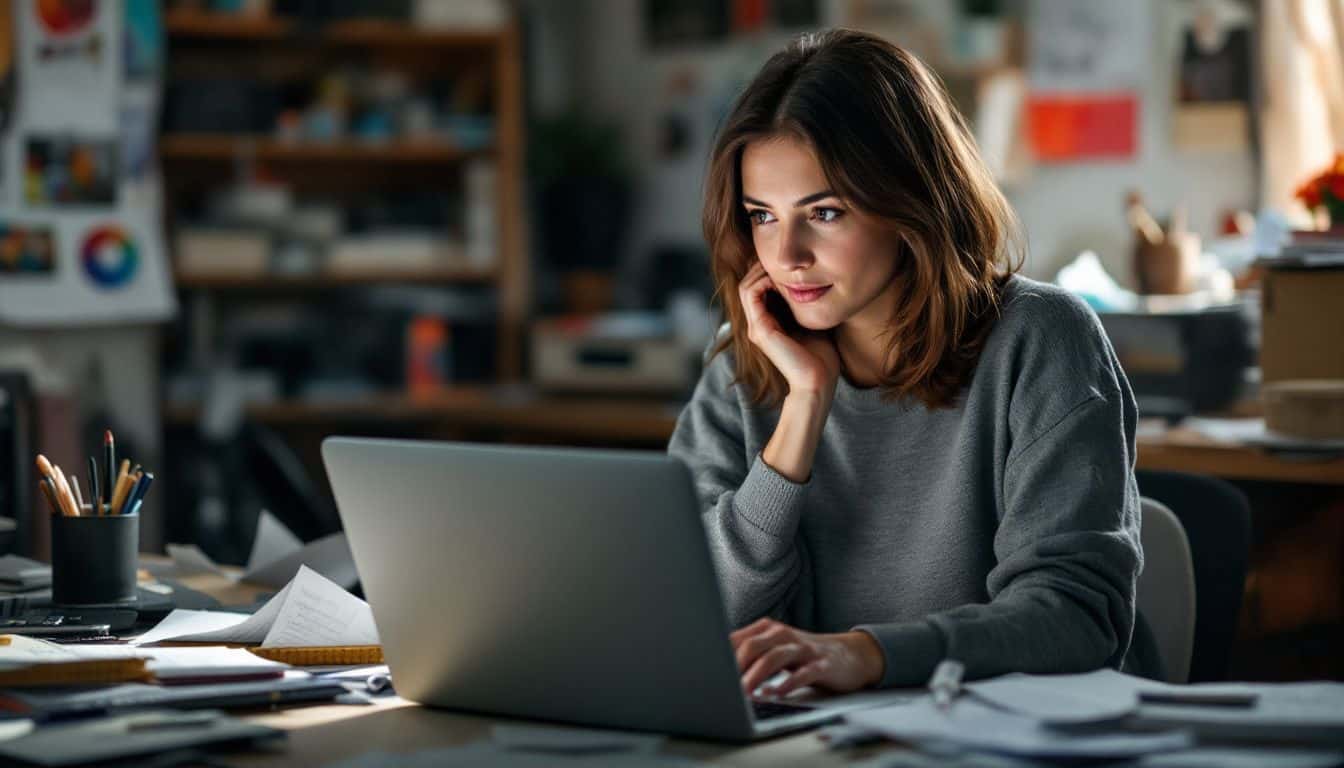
[{"x1": 773, "y1": 223, "x2": 814, "y2": 271}]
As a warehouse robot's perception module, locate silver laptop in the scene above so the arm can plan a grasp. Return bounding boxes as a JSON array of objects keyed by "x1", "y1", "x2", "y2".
[{"x1": 322, "y1": 437, "x2": 846, "y2": 741}]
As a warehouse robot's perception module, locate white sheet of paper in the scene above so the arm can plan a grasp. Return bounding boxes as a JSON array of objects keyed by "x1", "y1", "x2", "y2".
[
  {"x1": 965, "y1": 668, "x2": 1142, "y2": 723},
  {"x1": 165, "y1": 544, "x2": 231, "y2": 578},
  {"x1": 1135, "y1": 682, "x2": 1344, "y2": 745},
  {"x1": 130, "y1": 609, "x2": 252, "y2": 646},
  {"x1": 260, "y1": 565, "x2": 378, "y2": 647},
  {"x1": 135, "y1": 566, "x2": 377, "y2": 648},
  {"x1": 243, "y1": 532, "x2": 358, "y2": 590},
  {"x1": 247, "y1": 510, "x2": 303, "y2": 572},
  {"x1": 846, "y1": 697, "x2": 1192, "y2": 759},
  {"x1": 67, "y1": 645, "x2": 286, "y2": 680}
]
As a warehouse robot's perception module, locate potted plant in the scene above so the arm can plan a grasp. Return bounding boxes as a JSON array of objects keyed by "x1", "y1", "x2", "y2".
[{"x1": 1294, "y1": 152, "x2": 1344, "y2": 232}]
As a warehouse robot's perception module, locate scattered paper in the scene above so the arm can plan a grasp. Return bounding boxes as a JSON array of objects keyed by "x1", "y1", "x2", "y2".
[
  {"x1": 243, "y1": 531, "x2": 358, "y2": 590},
  {"x1": 130, "y1": 610, "x2": 251, "y2": 646},
  {"x1": 1135, "y1": 682, "x2": 1344, "y2": 746},
  {"x1": 134, "y1": 566, "x2": 377, "y2": 648},
  {"x1": 164, "y1": 514, "x2": 358, "y2": 591},
  {"x1": 846, "y1": 697, "x2": 1192, "y2": 759},
  {"x1": 965, "y1": 669, "x2": 1141, "y2": 724},
  {"x1": 166, "y1": 544, "x2": 230, "y2": 577},
  {"x1": 68, "y1": 644, "x2": 286, "y2": 682},
  {"x1": 247, "y1": 509, "x2": 303, "y2": 573}
]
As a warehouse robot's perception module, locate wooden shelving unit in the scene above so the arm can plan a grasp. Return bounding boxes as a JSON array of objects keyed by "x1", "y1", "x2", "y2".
[
  {"x1": 161, "y1": 135, "x2": 487, "y2": 165},
  {"x1": 160, "y1": 10, "x2": 529, "y2": 380}
]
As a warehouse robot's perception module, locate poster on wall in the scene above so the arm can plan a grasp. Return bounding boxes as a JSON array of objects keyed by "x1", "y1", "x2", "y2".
[
  {"x1": 17, "y1": 0, "x2": 118, "y2": 132},
  {"x1": 0, "y1": 221, "x2": 56, "y2": 274},
  {"x1": 0, "y1": 213, "x2": 173, "y2": 325},
  {"x1": 1026, "y1": 0, "x2": 1144, "y2": 162},
  {"x1": 0, "y1": 0, "x2": 174, "y2": 325},
  {"x1": 23, "y1": 134, "x2": 119, "y2": 207}
]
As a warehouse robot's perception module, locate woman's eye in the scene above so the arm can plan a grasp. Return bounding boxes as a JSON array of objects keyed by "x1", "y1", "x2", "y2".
[
  {"x1": 747, "y1": 209, "x2": 776, "y2": 226},
  {"x1": 812, "y1": 207, "x2": 844, "y2": 223}
]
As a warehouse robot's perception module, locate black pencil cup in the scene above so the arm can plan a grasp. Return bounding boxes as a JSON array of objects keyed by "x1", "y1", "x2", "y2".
[{"x1": 51, "y1": 513, "x2": 139, "y2": 606}]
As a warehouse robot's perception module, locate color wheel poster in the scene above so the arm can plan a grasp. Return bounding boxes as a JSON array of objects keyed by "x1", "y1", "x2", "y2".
[{"x1": 0, "y1": 0, "x2": 174, "y2": 325}]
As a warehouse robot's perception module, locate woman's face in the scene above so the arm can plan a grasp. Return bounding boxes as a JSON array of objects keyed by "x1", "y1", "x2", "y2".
[{"x1": 740, "y1": 135, "x2": 900, "y2": 332}]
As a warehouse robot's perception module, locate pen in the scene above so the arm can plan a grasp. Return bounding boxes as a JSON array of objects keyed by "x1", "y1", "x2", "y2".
[
  {"x1": 928, "y1": 659, "x2": 964, "y2": 713},
  {"x1": 103, "y1": 430, "x2": 115, "y2": 509},
  {"x1": 38, "y1": 476, "x2": 61, "y2": 516},
  {"x1": 88, "y1": 455, "x2": 102, "y2": 515}
]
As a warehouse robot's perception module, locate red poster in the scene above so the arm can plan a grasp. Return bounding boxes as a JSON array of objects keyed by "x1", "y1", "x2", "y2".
[{"x1": 1027, "y1": 93, "x2": 1138, "y2": 161}]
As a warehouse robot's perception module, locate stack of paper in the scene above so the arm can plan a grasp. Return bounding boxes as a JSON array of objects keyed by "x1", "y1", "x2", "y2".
[
  {"x1": 1, "y1": 636, "x2": 289, "y2": 686},
  {"x1": 134, "y1": 565, "x2": 378, "y2": 650}
]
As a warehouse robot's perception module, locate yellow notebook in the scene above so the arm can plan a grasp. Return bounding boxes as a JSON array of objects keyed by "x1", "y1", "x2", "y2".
[
  {"x1": 0, "y1": 636, "x2": 152, "y2": 687},
  {"x1": 247, "y1": 645, "x2": 383, "y2": 666}
]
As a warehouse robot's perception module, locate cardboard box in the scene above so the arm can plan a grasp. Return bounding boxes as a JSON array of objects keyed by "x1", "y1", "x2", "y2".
[{"x1": 1260, "y1": 267, "x2": 1344, "y2": 382}]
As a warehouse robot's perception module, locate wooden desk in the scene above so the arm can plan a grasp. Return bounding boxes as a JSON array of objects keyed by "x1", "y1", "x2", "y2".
[{"x1": 1136, "y1": 424, "x2": 1344, "y2": 486}]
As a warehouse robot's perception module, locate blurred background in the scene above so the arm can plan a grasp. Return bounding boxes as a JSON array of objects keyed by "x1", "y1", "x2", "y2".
[{"x1": 1, "y1": 0, "x2": 1343, "y2": 681}]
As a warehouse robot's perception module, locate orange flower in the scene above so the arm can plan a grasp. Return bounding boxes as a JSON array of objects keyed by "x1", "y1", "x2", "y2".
[
  {"x1": 1300, "y1": 179, "x2": 1323, "y2": 209},
  {"x1": 1334, "y1": 153, "x2": 1344, "y2": 175}
]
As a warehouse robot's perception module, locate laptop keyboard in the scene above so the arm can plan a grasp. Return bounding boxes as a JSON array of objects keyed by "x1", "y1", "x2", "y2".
[{"x1": 751, "y1": 699, "x2": 814, "y2": 720}]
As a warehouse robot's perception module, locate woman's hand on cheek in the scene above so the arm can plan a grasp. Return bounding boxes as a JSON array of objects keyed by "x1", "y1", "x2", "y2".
[
  {"x1": 739, "y1": 262, "x2": 841, "y2": 398},
  {"x1": 730, "y1": 618, "x2": 886, "y2": 697}
]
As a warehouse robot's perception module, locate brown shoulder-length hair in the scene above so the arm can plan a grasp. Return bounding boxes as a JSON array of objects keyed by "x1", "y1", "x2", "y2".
[{"x1": 704, "y1": 28, "x2": 1023, "y2": 409}]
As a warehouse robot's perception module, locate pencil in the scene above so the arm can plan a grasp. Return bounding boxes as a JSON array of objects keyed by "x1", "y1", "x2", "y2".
[
  {"x1": 46, "y1": 461, "x2": 77, "y2": 517},
  {"x1": 68, "y1": 473, "x2": 84, "y2": 511},
  {"x1": 110, "y1": 461, "x2": 133, "y2": 515},
  {"x1": 38, "y1": 477, "x2": 61, "y2": 516},
  {"x1": 88, "y1": 456, "x2": 102, "y2": 515},
  {"x1": 103, "y1": 430, "x2": 115, "y2": 510}
]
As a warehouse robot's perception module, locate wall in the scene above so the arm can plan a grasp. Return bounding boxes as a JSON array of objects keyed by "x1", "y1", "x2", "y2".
[{"x1": 547, "y1": 0, "x2": 1256, "y2": 292}]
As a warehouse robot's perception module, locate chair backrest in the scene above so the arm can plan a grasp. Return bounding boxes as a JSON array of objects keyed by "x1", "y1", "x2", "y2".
[
  {"x1": 1135, "y1": 470, "x2": 1251, "y2": 683},
  {"x1": 1136, "y1": 497, "x2": 1196, "y2": 684}
]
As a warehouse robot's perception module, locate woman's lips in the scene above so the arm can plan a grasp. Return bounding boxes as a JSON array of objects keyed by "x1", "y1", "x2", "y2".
[{"x1": 784, "y1": 284, "x2": 831, "y2": 303}]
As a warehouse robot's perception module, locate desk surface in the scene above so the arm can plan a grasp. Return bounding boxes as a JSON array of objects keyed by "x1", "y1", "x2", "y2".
[
  {"x1": 159, "y1": 565, "x2": 893, "y2": 765},
  {"x1": 232, "y1": 701, "x2": 881, "y2": 766}
]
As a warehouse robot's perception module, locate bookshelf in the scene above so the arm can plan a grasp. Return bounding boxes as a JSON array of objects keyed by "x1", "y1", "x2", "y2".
[{"x1": 159, "y1": 9, "x2": 528, "y2": 381}]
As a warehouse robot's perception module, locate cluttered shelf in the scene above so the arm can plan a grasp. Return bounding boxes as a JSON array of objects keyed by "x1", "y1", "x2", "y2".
[
  {"x1": 164, "y1": 10, "x2": 503, "y2": 48},
  {"x1": 160, "y1": 135, "x2": 490, "y2": 165},
  {"x1": 161, "y1": 391, "x2": 684, "y2": 444},
  {"x1": 172, "y1": 267, "x2": 497, "y2": 290}
]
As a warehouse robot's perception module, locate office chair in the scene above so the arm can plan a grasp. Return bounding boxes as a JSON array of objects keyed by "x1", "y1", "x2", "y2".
[
  {"x1": 1137, "y1": 470, "x2": 1252, "y2": 683},
  {"x1": 1136, "y1": 498, "x2": 1196, "y2": 683}
]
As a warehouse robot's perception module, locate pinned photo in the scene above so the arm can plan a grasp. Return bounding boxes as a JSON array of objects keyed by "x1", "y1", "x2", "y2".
[
  {"x1": 24, "y1": 135, "x2": 119, "y2": 207},
  {"x1": 0, "y1": 223, "x2": 57, "y2": 275}
]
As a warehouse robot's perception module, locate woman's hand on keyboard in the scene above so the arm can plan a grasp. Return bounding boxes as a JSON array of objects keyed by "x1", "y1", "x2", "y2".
[{"x1": 730, "y1": 618, "x2": 885, "y2": 697}]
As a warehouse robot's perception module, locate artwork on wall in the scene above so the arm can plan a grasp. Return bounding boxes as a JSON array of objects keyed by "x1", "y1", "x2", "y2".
[
  {"x1": 0, "y1": 221, "x2": 57, "y2": 275},
  {"x1": 1172, "y1": 0, "x2": 1252, "y2": 152},
  {"x1": 645, "y1": 0, "x2": 818, "y2": 47},
  {"x1": 1025, "y1": 0, "x2": 1143, "y2": 162},
  {"x1": 23, "y1": 135, "x2": 119, "y2": 207},
  {"x1": 0, "y1": 0, "x2": 173, "y2": 325}
]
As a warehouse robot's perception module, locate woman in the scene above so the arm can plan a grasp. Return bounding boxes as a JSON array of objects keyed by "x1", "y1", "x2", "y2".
[{"x1": 668, "y1": 29, "x2": 1145, "y2": 695}]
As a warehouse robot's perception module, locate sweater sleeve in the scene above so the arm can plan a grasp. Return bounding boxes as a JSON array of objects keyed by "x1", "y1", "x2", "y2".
[
  {"x1": 856, "y1": 295, "x2": 1144, "y2": 688},
  {"x1": 667, "y1": 348, "x2": 811, "y2": 628}
]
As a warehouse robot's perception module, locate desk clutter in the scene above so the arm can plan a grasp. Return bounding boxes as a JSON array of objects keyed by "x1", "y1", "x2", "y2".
[{"x1": 0, "y1": 559, "x2": 394, "y2": 765}]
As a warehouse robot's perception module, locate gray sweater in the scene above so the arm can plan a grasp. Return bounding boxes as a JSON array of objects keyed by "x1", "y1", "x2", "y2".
[{"x1": 667, "y1": 276, "x2": 1144, "y2": 688}]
